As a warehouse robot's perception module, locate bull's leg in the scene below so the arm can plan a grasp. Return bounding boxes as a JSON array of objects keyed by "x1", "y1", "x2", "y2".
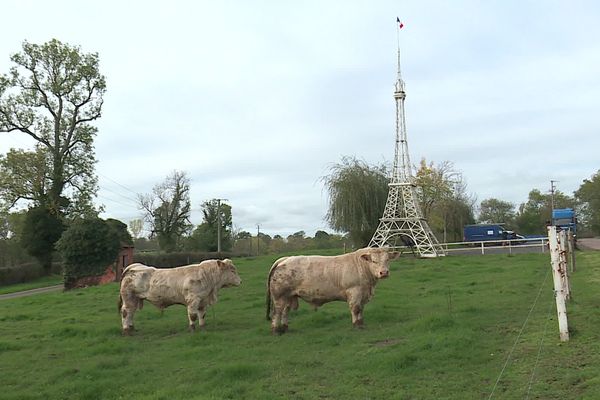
[
  {"x1": 187, "y1": 300, "x2": 202, "y2": 332},
  {"x1": 271, "y1": 297, "x2": 288, "y2": 335},
  {"x1": 347, "y1": 290, "x2": 366, "y2": 328},
  {"x1": 120, "y1": 293, "x2": 138, "y2": 335},
  {"x1": 349, "y1": 302, "x2": 365, "y2": 328},
  {"x1": 280, "y1": 299, "x2": 294, "y2": 333},
  {"x1": 197, "y1": 305, "x2": 207, "y2": 329}
]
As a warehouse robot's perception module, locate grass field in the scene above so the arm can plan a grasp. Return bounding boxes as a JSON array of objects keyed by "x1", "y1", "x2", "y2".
[{"x1": 1, "y1": 250, "x2": 599, "y2": 399}]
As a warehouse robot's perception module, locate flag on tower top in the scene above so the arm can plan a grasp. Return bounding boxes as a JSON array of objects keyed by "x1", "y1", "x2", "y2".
[{"x1": 397, "y1": 17, "x2": 404, "y2": 29}]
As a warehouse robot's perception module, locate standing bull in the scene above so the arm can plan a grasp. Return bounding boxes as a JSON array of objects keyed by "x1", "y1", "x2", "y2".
[
  {"x1": 266, "y1": 247, "x2": 398, "y2": 334},
  {"x1": 119, "y1": 259, "x2": 241, "y2": 334}
]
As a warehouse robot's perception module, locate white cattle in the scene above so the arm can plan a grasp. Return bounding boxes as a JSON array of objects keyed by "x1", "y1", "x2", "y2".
[
  {"x1": 266, "y1": 247, "x2": 398, "y2": 334},
  {"x1": 118, "y1": 259, "x2": 241, "y2": 334}
]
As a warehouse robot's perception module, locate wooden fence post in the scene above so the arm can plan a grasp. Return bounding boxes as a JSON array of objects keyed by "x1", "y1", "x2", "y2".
[{"x1": 547, "y1": 226, "x2": 570, "y2": 342}]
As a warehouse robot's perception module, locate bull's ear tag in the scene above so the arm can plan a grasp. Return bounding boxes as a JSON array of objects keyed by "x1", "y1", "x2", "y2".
[{"x1": 361, "y1": 254, "x2": 372, "y2": 262}]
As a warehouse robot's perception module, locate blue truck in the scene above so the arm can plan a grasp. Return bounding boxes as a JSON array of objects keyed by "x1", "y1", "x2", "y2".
[
  {"x1": 551, "y1": 208, "x2": 577, "y2": 236},
  {"x1": 463, "y1": 224, "x2": 524, "y2": 244}
]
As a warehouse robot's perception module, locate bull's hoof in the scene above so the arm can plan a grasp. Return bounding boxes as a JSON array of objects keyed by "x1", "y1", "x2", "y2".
[
  {"x1": 352, "y1": 320, "x2": 364, "y2": 329},
  {"x1": 272, "y1": 325, "x2": 287, "y2": 335},
  {"x1": 189, "y1": 324, "x2": 196, "y2": 333},
  {"x1": 122, "y1": 326, "x2": 135, "y2": 336}
]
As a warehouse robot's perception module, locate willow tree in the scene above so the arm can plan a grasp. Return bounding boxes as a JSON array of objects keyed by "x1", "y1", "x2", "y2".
[
  {"x1": 322, "y1": 157, "x2": 389, "y2": 247},
  {"x1": 0, "y1": 39, "x2": 105, "y2": 215}
]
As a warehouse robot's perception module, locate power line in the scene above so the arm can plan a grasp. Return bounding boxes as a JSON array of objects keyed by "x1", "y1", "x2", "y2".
[
  {"x1": 98, "y1": 173, "x2": 139, "y2": 196},
  {"x1": 98, "y1": 184, "x2": 138, "y2": 204},
  {"x1": 96, "y1": 193, "x2": 138, "y2": 210}
]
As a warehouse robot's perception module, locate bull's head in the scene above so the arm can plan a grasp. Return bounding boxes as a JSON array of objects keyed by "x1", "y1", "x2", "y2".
[
  {"x1": 360, "y1": 247, "x2": 400, "y2": 279},
  {"x1": 218, "y1": 259, "x2": 242, "y2": 287}
]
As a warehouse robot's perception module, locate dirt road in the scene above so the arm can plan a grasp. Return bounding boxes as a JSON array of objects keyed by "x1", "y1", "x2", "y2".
[
  {"x1": 578, "y1": 238, "x2": 600, "y2": 250},
  {"x1": 0, "y1": 284, "x2": 63, "y2": 301}
]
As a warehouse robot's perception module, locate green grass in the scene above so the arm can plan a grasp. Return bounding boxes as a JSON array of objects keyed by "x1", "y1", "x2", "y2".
[
  {"x1": 0, "y1": 274, "x2": 62, "y2": 295},
  {"x1": 1, "y1": 251, "x2": 600, "y2": 399}
]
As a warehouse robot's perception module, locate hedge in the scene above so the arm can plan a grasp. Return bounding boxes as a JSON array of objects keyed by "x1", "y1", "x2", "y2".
[{"x1": 133, "y1": 251, "x2": 241, "y2": 269}]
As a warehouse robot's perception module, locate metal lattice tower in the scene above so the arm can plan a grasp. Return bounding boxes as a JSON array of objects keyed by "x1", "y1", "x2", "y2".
[{"x1": 369, "y1": 29, "x2": 444, "y2": 258}]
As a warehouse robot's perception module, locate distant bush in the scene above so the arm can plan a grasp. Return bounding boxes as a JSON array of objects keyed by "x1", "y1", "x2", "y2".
[
  {"x1": 133, "y1": 251, "x2": 238, "y2": 269},
  {"x1": 56, "y1": 218, "x2": 120, "y2": 289},
  {"x1": 0, "y1": 239, "x2": 35, "y2": 270},
  {"x1": 0, "y1": 262, "x2": 61, "y2": 286}
]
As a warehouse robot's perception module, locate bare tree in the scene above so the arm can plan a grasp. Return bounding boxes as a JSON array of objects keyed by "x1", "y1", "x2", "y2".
[{"x1": 138, "y1": 171, "x2": 192, "y2": 252}]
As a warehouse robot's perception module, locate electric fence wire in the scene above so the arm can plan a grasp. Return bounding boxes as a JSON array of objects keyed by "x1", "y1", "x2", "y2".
[
  {"x1": 487, "y1": 267, "x2": 551, "y2": 400},
  {"x1": 524, "y1": 287, "x2": 556, "y2": 400}
]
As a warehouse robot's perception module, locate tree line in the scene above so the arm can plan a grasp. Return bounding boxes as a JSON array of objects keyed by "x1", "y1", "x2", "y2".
[{"x1": 323, "y1": 156, "x2": 600, "y2": 246}]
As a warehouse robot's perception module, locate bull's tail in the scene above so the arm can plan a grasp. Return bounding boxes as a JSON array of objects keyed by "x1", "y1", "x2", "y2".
[{"x1": 266, "y1": 257, "x2": 288, "y2": 321}]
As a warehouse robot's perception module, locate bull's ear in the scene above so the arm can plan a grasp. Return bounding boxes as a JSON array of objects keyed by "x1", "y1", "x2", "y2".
[
  {"x1": 389, "y1": 251, "x2": 400, "y2": 260},
  {"x1": 217, "y1": 260, "x2": 225, "y2": 268},
  {"x1": 361, "y1": 254, "x2": 372, "y2": 262}
]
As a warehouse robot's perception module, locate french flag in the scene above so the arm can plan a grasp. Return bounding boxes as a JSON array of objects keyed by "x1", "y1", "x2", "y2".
[{"x1": 397, "y1": 17, "x2": 404, "y2": 29}]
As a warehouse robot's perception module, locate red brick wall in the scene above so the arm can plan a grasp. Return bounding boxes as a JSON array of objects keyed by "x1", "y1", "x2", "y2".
[{"x1": 69, "y1": 246, "x2": 134, "y2": 289}]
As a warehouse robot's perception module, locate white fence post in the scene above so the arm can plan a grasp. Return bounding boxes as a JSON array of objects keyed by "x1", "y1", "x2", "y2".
[
  {"x1": 547, "y1": 226, "x2": 570, "y2": 342},
  {"x1": 558, "y1": 230, "x2": 571, "y2": 300}
]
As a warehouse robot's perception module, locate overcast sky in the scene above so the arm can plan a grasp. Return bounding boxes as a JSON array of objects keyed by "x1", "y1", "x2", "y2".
[{"x1": 1, "y1": 1, "x2": 599, "y2": 237}]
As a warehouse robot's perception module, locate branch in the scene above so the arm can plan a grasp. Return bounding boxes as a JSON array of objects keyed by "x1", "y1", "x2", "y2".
[{"x1": 30, "y1": 72, "x2": 58, "y2": 120}]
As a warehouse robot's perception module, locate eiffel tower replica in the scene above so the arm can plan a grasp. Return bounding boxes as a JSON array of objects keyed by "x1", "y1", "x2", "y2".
[{"x1": 369, "y1": 31, "x2": 444, "y2": 258}]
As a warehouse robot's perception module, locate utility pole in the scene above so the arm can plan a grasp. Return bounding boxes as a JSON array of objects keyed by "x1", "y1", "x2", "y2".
[
  {"x1": 550, "y1": 180, "x2": 558, "y2": 212},
  {"x1": 550, "y1": 180, "x2": 558, "y2": 226},
  {"x1": 216, "y1": 198, "x2": 228, "y2": 253},
  {"x1": 256, "y1": 223, "x2": 260, "y2": 255}
]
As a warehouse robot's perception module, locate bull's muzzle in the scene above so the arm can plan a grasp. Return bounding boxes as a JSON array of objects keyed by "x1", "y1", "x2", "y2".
[{"x1": 379, "y1": 270, "x2": 390, "y2": 278}]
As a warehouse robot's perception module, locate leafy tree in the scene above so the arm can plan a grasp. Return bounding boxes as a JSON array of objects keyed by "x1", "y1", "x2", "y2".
[
  {"x1": 415, "y1": 159, "x2": 455, "y2": 219},
  {"x1": 442, "y1": 196, "x2": 476, "y2": 242},
  {"x1": 267, "y1": 235, "x2": 287, "y2": 254},
  {"x1": 20, "y1": 206, "x2": 64, "y2": 274},
  {"x1": 314, "y1": 230, "x2": 330, "y2": 248},
  {"x1": 56, "y1": 217, "x2": 120, "y2": 288},
  {"x1": 189, "y1": 199, "x2": 232, "y2": 252},
  {"x1": 232, "y1": 230, "x2": 253, "y2": 255},
  {"x1": 478, "y1": 198, "x2": 516, "y2": 225},
  {"x1": 515, "y1": 189, "x2": 574, "y2": 235},
  {"x1": 0, "y1": 39, "x2": 105, "y2": 215},
  {"x1": 575, "y1": 170, "x2": 600, "y2": 235},
  {"x1": 287, "y1": 231, "x2": 310, "y2": 251},
  {"x1": 106, "y1": 218, "x2": 133, "y2": 246},
  {"x1": 0, "y1": 210, "x2": 9, "y2": 240},
  {"x1": 236, "y1": 231, "x2": 252, "y2": 239},
  {"x1": 322, "y1": 156, "x2": 388, "y2": 247},
  {"x1": 0, "y1": 148, "x2": 49, "y2": 209},
  {"x1": 139, "y1": 170, "x2": 192, "y2": 252},
  {"x1": 414, "y1": 159, "x2": 476, "y2": 242}
]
